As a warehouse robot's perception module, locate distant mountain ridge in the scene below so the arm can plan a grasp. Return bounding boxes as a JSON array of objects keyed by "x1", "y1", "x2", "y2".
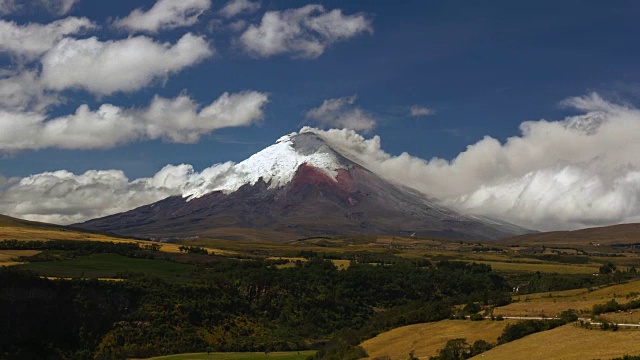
[{"x1": 76, "y1": 131, "x2": 530, "y2": 241}]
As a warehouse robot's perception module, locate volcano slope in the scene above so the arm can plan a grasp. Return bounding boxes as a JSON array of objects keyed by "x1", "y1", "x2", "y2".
[{"x1": 77, "y1": 132, "x2": 527, "y2": 241}]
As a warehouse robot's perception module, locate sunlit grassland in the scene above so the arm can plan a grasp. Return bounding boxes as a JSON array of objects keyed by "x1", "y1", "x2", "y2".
[
  {"x1": 494, "y1": 279, "x2": 640, "y2": 317},
  {"x1": 188, "y1": 236, "x2": 613, "y2": 275},
  {"x1": 182, "y1": 237, "x2": 395, "y2": 257},
  {"x1": 468, "y1": 324, "x2": 640, "y2": 360},
  {"x1": 267, "y1": 257, "x2": 351, "y2": 269},
  {"x1": 360, "y1": 319, "x2": 516, "y2": 360},
  {"x1": 331, "y1": 259, "x2": 351, "y2": 269},
  {"x1": 0, "y1": 223, "x2": 235, "y2": 256},
  {"x1": 0, "y1": 225, "x2": 132, "y2": 243},
  {"x1": 520, "y1": 280, "x2": 640, "y2": 301},
  {"x1": 474, "y1": 260, "x2": 599, "y2": 274},
  {"x1": 600, "y1": 310, "x2": 640, "y2": 324},
  {"x1": 6, "y1": 213, "x2": 638, "y2": 275},
  {"x1": 0, "y1": 249, "x2": 40, "y2": 266}
]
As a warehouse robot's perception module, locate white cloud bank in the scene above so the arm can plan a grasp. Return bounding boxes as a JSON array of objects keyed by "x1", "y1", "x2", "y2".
[
  {"x1": 4, "y1": 92, "x2": 640, "y2": 231},
  {"x1": 0, "y1": 17, "x2": 95, "y2": 61},
  {"x1": 309, "y1": 93, "x2": 640, "y2": 230},
  {"x1": 306, "y1": 95, "x2": 375, "y2": 131},
  {"x1": 239, "y1": 4, "x2": 372, "y2": 58},
  {"x1": 114, "y1": 0, "x2": 211, "y2": 33},
  {"x1": 0, "y1": 70, "x2": 60, "y2": 111},
  {"x1": 0, "y1": 91, "x2": 269, "y2": 151},
  {"x1": 0, "y1": 166, "x2": 221, "y2": 224},
  {"x1": 0, "y1": 163, "x2": 246, "y2": 224},
  {"x1": 40, "y1": 33, "x2": 213, "y2": 95}
]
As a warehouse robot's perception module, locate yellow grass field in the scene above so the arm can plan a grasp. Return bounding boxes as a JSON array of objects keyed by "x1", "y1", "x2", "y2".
[
  {"x1": 474, "y1": 260, "x2": 599, "y2": 274},
  {"x1": 468, "y1": 325, "x2": 640, "y2": 360},
  {"x1": 522, "y1": 280, "x2": 640, "y2": 301},
  {"x1": 495, "y1": 280, "x2": 640, "y2": 317},
  {"x1": 331, "y1": 259, "x2": 351, "y2": 269},
  {"x1": 188, "y1": 237, "x2": 389, "y2": 256},
  {"x1": 267, "y1": 257, "x2": 351, "y2": 269},
  {"x1": 600, "y1": 311, "x2": 640, "y2": 324},
  {"x1": 266, "y1": 257, "x2": 307, "y2": 262},
  {"x1": 0, "y1": 225, "x2": 196, "y2": 255},
  {"x1": 0, "y1": 225, "x2": 132, "y2": 243},
  {"x1": 0, "y1": 250, "x2": 40, "y2": 266},
  {"x1": 360, "y1": 319, "x2": 516, "y2": 360},
  {"x1": 0, "y1": 214, "x2": 238, "y2": 256}
]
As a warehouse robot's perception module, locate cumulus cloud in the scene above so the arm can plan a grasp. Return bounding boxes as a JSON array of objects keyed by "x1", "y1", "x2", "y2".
[
  {"x1": 0, "y1": 91, "x2": 269, "y2": 151},
  {"x1": 114, "y1": 0, "x2": 211, "y2": 33},
  {"x1": 239, "y1": 4, "x2": 372, "y2": 59},
  {"x1": 0, "y1": 70, "x2": 61, "y2": 111},
  {"x1": 8, "y1": 92, "x2": 640, "y2": 231},
  {"x1": 141, "y1": 90, "x2": 269, "y2": 143},
  {"x1": 219, "y1": 0, "x2": 260, "y2": 18},
  {"x1": 410, "y1": 105, "x2": 434, "y2": 117},
  {"x1": 0, "y1": 17, "x2": 95, "y2": 61},
  {"x1": 300, "y1": 93, "x2": 640, "y2": 230},
  {"x1": 40, "y1": 33, "x2": 213, "y2": 95},
  {"x1": 306, "y1": 95, "x2": 375, "y2": 131},
  {"x1": 0, "y1": 163, "x2": 245, "y2": 224}
]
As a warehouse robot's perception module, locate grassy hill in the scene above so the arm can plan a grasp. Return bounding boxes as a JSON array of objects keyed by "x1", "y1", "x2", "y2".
[
  {"x1": 468, "y1": 324, "x2": 640, "y2": 360},
  {"x1": 358, "y1": 279, "x2": 640, "y2": 360},
  {"x1": 0, "y1": 214, "x2": 195, "y2": 254},
  {"x1": 497, "y1": 222, "x2": 640, "y2": 246},
  {"x1": 0, "y1": 214, "x2": 138, "y2": 242},
  {"x1": 360, "y1": 319, "x2": 516, "y2": 360},
  {"x1": 495, "y1": 279, "x2": 640, "y2": 317},
  {"x1": 0, "y1": 249, "x2": 40, "y2": 266}
]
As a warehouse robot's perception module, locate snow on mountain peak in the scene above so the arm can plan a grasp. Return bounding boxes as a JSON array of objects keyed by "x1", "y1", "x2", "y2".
[{"x1": 182, "y1": 132, "x2": 349, "y2": 200}]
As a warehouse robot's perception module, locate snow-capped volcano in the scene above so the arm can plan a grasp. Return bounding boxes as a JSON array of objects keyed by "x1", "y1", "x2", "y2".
[
  {"x1": 183, "y1": 131, "x2": 351, "y2": 199},
  {"x1": 77, "y1": 131, "x2": 528, "y2": 241}
]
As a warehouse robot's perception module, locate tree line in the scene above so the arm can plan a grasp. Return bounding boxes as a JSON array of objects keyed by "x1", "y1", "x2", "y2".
[{"x1": 1, "y1": 256, "x2": 512, "y2": 359}]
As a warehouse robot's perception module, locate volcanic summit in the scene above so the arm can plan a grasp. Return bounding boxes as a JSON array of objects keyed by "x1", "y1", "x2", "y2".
[{"x1": 77, "y1": 131, "x2": 527, "y2": 240}]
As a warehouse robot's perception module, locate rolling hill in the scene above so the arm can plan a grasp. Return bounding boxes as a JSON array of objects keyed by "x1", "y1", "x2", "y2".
[
  {"x1": 497, "y1": 222, "x2": 640, "y2": 246},
  {"x1": 0, "y1": 214, "x2": 187, "y2": 253},
  {"x1": 0, "y1": 214, "x2": 129, "y2": 242}
]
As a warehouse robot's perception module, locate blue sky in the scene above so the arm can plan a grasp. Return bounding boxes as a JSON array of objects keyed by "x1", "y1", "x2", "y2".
[
  {"x1": 2, "y1": 0, "x2": 639, "y2": 178},
  {"x1": 2, "y1": 0, "x2": 640, "y2": 229}
]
